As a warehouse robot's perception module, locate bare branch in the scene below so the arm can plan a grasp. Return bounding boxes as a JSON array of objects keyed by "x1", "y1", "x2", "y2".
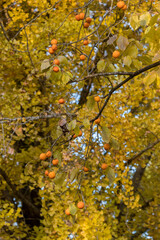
[
  {"x1": 68, "y1": 72, "x2": 133, "y2": 84},
  {"x1": 0, "y1": 112, "x2": 76, "y2": 124}
]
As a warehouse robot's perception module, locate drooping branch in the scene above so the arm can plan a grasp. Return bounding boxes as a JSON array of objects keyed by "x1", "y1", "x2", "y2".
[
  {"x1": 0, "y1": 167, "x2": 40, "y2": 217},
  {"x1": 90, "y1": 60, "x2": 160, "y2": 122},
  {"x1": 126, "y1": 139, "x2": 160, "y2": 166}
]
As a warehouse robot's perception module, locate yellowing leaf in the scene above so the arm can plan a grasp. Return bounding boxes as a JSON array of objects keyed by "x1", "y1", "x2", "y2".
[
  {"x1": 111, "y1": 138, "x2": 120, "y2": 150},
  {"x1": 87, "y1": 96, "x2": 95, "y2": 110},
  {"x1": 70, "y1": 168, "x2": 79, "y2": 182},
  {"x1": 97, "y1": 60, "x2": 106, "y2": 72},
  {"x1": 140, "y1": 12, "x2": 151, "y2": 26},
  {"x1": 123, "y1": 56, "x2": 132, "y2": 67},
  {"x1": 129, "y1": 14, "x2": 140, "y2": 30},
  {"x1": 143, "y1": 71, "x2": 157, "y2": 86},
  {"x1": 117, "y1": 36, "x2": 129, "y2": 51},
  {"x1": 69, "y1": 203, "x2": 77, "y2": 215},
  {"x1": 68, "y1": 120, "x2": 76, "y2": 130},
  {"x1": 83, "y1": 119, "x2": 90, "y2": 128},
  {"x1": 41, "y1": 59, "x2": 50, "y2": 71},
  {"x1": 106, "y1": 167, "x2": 115, "y2": 184},
  {"x1": 101, "y1": 126, "x2": 111, "y2": 143}
]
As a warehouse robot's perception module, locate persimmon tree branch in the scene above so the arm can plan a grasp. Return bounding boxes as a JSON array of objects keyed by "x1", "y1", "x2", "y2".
[
  {"x1": 68, "y1": 71, "x2": 133, "y2": 84},
  {"x1": 0, "y1": 167, "x2": 40, "y2": 216},
  {"x1": 90, "y1": 60, "x2": 160, "y2": 122},
  {"x1": 0, "y1": 112, "x2": 76, "y2": 124},
  {"x1": 126, "y1": 139, "x2": 160, "y2": 166}
]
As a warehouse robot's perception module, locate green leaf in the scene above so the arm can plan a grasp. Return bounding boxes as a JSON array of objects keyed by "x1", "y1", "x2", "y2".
[
  {"x1": 140, "y1": 12, "x2": 151, "y2": 26},
  {"x1": 41, "y1": 59, "x2": 50, "y2": 71},
  {"x1": 56, "y1": 126, "x2": 63, "y2": 137},
  {"x1": 68, "y1": 120, "x2": 76, "y2": 131},
  {"x1": 123, "y1": 56, "x2": 132, "y2": 67},
  {"x1": 69, "y1": 204, "x2": 77, "y2": 215},
  {"x1": 83, "y1": 119, "x2": 90, "y2": 128},
  {"x1": 111, "y1": 138, "x2": 120, "y2": 150},
  {"x1": 143, "y1": 71, "x2": 157, "y2": 86},
  {"x1": 50, "y1": 71, "x2": 62, "y2": 82},
  {"x1": 74, "y1": 126, "x2": 80, "y2": 136},
  {"x1": 133, "y1": 59, "x2": 142, "y2": 69},
  {"x1": 54, "y1": 173, "x2": 66, "y2": 186},
  {"x1": 57, "y1": 56, "x2": 68, "y2": 66},
  {"x1": 97, "y1": 60, "x2": 106, "y2": 72},
  {"x1": 62, "y1": 72, "x2": 70, "y2": 85},
  {"x1": 124, "y1": 45, "x2": 138, "y2": 58},
  {"x1": 46, "y1": 67, "x2": 52, "y2": 79},
  {"x1": 87, "y1": 96, "x2": 95, "y2": 110},
  {"x1": 108, "y1": 64, "x2": 116, "y2": 72},
  {"x1": 117, "y1": 36, "x2": 129, "y2": 51},
  {"x1": 101, "y1": 126, "x2": 111, "y2": 143},
  {"x1": 70, "y1": 168, "x2": 79, "y2": 182}
]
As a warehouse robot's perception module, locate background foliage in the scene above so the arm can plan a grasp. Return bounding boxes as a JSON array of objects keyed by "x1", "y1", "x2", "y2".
[{"x1": 0, "y1": 0, "x2": 160, "y2": 239}]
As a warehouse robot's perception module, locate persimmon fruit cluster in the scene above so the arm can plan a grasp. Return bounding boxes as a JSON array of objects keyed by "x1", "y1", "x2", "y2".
[{"x1": 40, "y1": 151, "x2": 52, "y2": 160}]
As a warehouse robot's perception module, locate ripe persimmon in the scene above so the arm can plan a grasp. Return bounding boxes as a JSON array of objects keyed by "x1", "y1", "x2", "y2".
[
  {"x1": 94, "y1": 96, "x2": 100, "y2": 102},
  {"x1": 80, "y1": 55, "x2": 86, "y2": 60},
  {"x1": 52, "y1": 159, "x2": 59, "y2": 166},
  {"x1": 78, "y1": 130, "x2": 82, "y2": 137},
  {"x1": 46, "y1": 151, "x2": 52, "y2": 158},
  {"x1": 40, "y1": 153, "x2": 47, "y2": 161},
  {"x1": 77, "y1": 201, "x2": 84, "y2": 209},
  {"x1": 86, "y1": 17, "x2": 92, "y2": 23},
  {"x1": 117, "y1": 1, "x2": 125, "y2": 9},
  {"x1": 73, "y1": 134, "x2": 77, "y2": 138},
  {"x1": 53, "y1": 66, "x2": 59, "y2": 72},
  {"x1": 65, "y1": 208, "x2": 70, "y2": 215},
  {"x1": 52, "y1": 44, "x2": 57, "y2": 51},
  {"x1": 122, "y1": 4, "x2": 127, "y2": 10},
  {"x1": 112, "y1": 50, "x2": 120, "y2": 58},
  {"x1": 83, "y1": 40, "x2": 89, "y2": 45},
  {"x1": 83, "y1": 167, "x2": 89, "y2": 172},
  {"x1": 53, "y1": 59, "x2": 60, "y2": 65},
  {"x1": 84, "y1": 22, "x2": 90, "y2": 28},
  {"x1": 75, "y1": 14, "x2": 80, "y2": 21},
  {"x1": 48, "y1": 47, "x2": 54, "y2": 54},
  {"x1": 48, "y1": 171, "x2": 56, "y2": 179},
  {"x1": 51, "y1": 39, "x2": 57, "y2": 45},
  {"x1": 45, "y1": 170, "x2": 49, "y2": 176},
  {"x1": 101, "y1": 163, "x2": 108, "y2": 170},
  {"x1": 58, "y1": 98, "x2": 65, "y2": 104},
  {"x1": 104, "y1": 143, "x2": 110, "y2": 150},
  {"x1": 95, "y1": 118, "x2": 100, "y2": 124},
  {"x1": 79, "y1": 12, "x2": 85, "y2": 20}
]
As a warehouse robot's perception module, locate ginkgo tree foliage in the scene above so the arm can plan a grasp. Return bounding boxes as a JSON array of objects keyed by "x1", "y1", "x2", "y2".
[{"x1": 0, "y1": 0, "x2": 160, "y2": 239}]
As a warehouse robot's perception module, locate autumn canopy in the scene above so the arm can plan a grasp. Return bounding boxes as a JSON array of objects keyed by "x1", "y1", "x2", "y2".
[{"x1": 0, "y1": 0, "x2": 160, "y2": 239}]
